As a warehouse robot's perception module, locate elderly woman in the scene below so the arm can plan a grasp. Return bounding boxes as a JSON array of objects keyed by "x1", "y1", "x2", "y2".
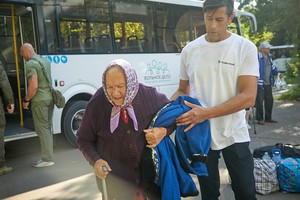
[{"x1": 77, "y1": 59, "x2": 172, "y2": 199}]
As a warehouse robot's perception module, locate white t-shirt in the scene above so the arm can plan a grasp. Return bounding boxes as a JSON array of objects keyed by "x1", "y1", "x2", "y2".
[{"x1": 180, "y1": 33, "x2": 259, "y2": 150}]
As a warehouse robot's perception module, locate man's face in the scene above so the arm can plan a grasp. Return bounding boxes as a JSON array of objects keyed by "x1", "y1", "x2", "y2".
[
  {"x1": 261, "y1": 47, "x2": 270, "y2": 55},
  {"x1": 204, "y1": 7, "x2": 234, "y2": 42}
]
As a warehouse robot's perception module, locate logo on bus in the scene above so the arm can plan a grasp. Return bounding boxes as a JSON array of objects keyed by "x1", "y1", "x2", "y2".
[
  {"x1": 47, "y1": 55, "x2": 68, "y2": 64},
  {"x1": 144, "y1": 59, "x2": 171, "y2": 83}
]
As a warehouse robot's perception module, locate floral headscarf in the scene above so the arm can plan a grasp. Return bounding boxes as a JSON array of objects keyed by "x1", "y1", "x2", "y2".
[{"x1": 102, "y1": 59, "x2": 139, "y2": 133}]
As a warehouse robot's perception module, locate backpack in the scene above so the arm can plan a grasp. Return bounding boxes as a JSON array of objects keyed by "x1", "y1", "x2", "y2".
[
  {"x1": 253, "y1": 158, "x2": 279, "y2": 195},
  {"x1": 277, "y1": 158, "x2": 300, "y2": 193}
]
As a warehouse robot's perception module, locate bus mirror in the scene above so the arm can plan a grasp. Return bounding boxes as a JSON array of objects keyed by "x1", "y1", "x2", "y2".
[{"x1": 241, "y1": 11, "x2": 257, "y2": 32}]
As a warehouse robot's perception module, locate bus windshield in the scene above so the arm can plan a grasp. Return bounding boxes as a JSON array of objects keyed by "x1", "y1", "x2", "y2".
[{"x1": 270, "y1": 45, "x2": 295, "y2": 72}]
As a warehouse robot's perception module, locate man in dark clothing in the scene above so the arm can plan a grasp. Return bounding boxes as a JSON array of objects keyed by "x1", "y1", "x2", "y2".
[{"x1": 0, "y1": 61, "x2": 15, "y2": 175}]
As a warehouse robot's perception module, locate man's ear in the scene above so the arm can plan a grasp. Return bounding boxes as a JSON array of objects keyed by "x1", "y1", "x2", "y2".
[{"x1": 228, "y1": 12, "x2": 235, "y2": 24}]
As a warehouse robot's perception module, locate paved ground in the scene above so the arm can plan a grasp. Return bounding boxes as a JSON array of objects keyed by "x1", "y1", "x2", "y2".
[{"x1": 1, "y1": 89, "x2": 300, "y2": 200}]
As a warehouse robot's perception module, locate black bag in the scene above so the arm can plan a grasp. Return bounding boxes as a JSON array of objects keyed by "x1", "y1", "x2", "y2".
[
  {"x1": 253, "y1": 143, "x2": 300, "y2": 159},
  {"x1": 51, "y1": 89, "x2": 65, "y2": 108}
]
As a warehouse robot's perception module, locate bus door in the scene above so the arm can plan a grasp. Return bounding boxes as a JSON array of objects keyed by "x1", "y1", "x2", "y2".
[{"x1": 0, "y1": 3, "x2": 36, "y2": 141}]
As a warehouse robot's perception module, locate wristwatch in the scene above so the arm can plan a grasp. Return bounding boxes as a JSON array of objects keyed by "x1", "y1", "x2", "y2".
[{"x1": 23, "y1": 98, "x2": 30, "y2": 103}]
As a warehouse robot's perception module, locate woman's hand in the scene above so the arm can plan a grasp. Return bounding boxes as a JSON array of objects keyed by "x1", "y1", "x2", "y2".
[
  {"x1": 144, "y1": 127, "x2": 167, "y2": 148},
  {"x1": 93, "y1": 159, "x2": 111, "y2": 179}
]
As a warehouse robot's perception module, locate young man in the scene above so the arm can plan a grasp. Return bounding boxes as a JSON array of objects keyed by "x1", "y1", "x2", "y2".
[
  {"x1": 20, "y1": 43, "x2": 54, "y2": 168},
  {"x1": 171, "y1": 0, "x2": 258, "y2": 199}
]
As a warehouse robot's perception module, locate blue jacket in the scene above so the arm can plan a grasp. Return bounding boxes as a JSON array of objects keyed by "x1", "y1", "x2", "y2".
[
  {"x1": 150, "y1": 95, "x2": 211, "y2": 199},
  {"x1": 258, "y1": 52, "x2": 278, "y2": 88}
]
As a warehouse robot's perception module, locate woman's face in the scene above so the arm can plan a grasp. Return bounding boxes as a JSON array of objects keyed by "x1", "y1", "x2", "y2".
[{"x1": 105, "y1": 67, "x2": 127, "y2": 106}]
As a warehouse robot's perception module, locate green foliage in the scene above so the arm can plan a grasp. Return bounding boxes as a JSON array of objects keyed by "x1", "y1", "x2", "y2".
[
  {"x1": 277, "y1": 85, "x2": 300, "y2": 101},
  {"x1": 276, "y1": 57, "x2": 300, "y2": 101},
  {"x1": 286, "y1": 59, "x2": 300, "y2": 82}
]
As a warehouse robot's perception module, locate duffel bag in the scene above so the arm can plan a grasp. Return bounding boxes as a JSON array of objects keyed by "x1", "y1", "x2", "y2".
[
  {"x1": 253, "y1": 158, "x2": 279, "y2": 195},
  {"x1": 277, "y1": 158, "x2": 300, "y2": 193}
]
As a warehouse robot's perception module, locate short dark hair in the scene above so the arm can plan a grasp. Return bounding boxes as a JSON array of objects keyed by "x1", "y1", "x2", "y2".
[{"x1": 203, "y1": 0, "x2": 234, "y2": 17}]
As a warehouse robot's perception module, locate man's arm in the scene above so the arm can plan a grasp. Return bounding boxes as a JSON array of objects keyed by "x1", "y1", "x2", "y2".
[
  {"x1": 0, "y1": 66, "x2": 15, "y2": 113},
  {"x1": 176, "y1": 75, "x2": 258, "y2": 132},
  {"x1": 23, "y1": 74, "x2": 38, "y2": 109},
  {"x1": 170, "y1": 79, "x2": 190, "y2": 101},
  {"x1": 25, "y1": 74, "x2": 38, "y2": 101}
]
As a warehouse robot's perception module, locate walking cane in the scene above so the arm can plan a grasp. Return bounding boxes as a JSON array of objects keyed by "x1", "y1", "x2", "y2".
[
  {"x1": 102, "y1": 166, "x2": 108, "y2": 200},
  {"x1": 251, "y1": 107, "x2": 257, "y2": 134}
]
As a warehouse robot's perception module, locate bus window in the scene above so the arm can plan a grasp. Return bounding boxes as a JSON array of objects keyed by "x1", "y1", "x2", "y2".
[
  {"x1": 112, "y1": 2, "x2": 153, "y2": 53},
  {"x1": 270, "y1": 45, "x2": 294, "y2": 59},
  {"x1": 43, "y1": 5, "x2": 59, "y2": 54},
  {"x1": 0, "y1": 16, "x2": 20, "y2": 73},
  {"x1": 56, "y1": 0, "x2": 111, "y2": 54},
  {"x1": 174, "y1": 9, "x2": 205, "y2": 50}
]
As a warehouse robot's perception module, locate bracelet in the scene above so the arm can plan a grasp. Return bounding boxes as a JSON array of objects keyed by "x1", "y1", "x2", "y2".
[{"x1": 23, "y1": 98, "x2": 30, "y2": 103}]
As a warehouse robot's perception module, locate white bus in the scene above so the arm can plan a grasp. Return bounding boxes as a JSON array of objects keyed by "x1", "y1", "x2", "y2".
[
  {"x1": 270, "y1": 44, "x2": 295, "y2": 72},
  {"x1": 0, "y1": 0, "x2": 257, "y2": 147}
]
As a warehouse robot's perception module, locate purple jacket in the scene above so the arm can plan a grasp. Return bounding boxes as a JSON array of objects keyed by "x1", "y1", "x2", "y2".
[{"x1": 77, "y1": 83, "x2": 170, "y2": 198}]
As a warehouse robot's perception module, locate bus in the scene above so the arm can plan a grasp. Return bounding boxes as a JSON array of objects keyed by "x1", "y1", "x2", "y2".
[
  {"x1": 270, "y1": 44, "x2": 295, "y2": 72},
  {"x1": 0, "y1": 0, "x2": 257, "y2": 147}
]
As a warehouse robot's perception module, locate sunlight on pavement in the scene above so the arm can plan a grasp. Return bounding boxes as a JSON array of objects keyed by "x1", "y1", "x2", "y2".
[
  {"x1": 2, "y1": 168, "x2": 231, "y2": 200},
  {"x1": 3, "y1": 173, "x2": 102, "y2": 200},
  {"x1": 279, "y1": 103, "x2": 294, "y2": 108}
]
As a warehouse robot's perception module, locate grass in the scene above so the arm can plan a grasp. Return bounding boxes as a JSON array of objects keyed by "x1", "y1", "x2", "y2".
[{"x1": 276, "y1": 84, "x2": 300, "y2": 101}]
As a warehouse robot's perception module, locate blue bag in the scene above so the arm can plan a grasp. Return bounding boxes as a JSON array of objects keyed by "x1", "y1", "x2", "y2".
[{"x1": 277, "y1": 158, "x2": 300, "y2": 193}]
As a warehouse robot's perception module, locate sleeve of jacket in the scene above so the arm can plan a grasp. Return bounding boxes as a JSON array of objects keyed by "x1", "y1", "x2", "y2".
[
  {"x1": 257, "y1": 53, "x2": 264, "y2": 89},
  {"x1": 269, "y1": 54, "x2": 278, "y2": 86},
  {"x1": 271, "y1": 59, "x2": 278, "y2": 76},
  {"x1": 0, "y1": 64, "x2": 14, "y2": 104}
]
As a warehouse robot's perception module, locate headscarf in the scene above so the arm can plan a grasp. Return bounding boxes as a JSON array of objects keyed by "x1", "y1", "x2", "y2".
[{"x1": 102, "y1": 59, "x2": 139, "y2": 133}]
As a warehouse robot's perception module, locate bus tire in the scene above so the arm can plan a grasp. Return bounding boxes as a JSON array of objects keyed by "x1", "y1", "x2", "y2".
[{"x1": 62, "y1": 100, "x2": 87, "y2": 147}]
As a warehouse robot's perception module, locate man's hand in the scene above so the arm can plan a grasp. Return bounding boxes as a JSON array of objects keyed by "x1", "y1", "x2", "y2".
[
  {"x1": 7, "y1": 104, "x2": 14, "y2": 113},
  {"x1": 93, "y1": 159, "x2": 111, "y2": 179},
  {"x1": 22, "y1": 101, "x2": 30, "y2": 109},
  {"x1": 175, "y1": 100, "x2": 208, "y2": 132},
  {"x1": 144, "y1": 127, "x2": 167, "y2": 148}
]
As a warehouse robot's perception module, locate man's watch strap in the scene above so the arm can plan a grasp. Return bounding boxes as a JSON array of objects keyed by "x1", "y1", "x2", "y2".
[{"x1": 23, "y1": 98, "x2": 30, "y2": 103}]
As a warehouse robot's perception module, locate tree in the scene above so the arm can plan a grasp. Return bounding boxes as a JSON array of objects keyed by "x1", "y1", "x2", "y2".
[
  {"x1": 240, "y1": 0, "x2": 300, "y2": 101},
  {"x1": 240, "y1": 0, "x2": 300, "y2": 46}
]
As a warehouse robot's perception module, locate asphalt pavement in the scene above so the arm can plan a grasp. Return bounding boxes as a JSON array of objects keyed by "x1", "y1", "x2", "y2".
[{"x1": 1, "y1": 89, "x2": 300, "y2": 200}]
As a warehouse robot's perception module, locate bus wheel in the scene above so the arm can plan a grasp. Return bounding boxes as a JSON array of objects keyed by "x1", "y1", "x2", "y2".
[{"x1": 62, "y1": 100, "x2": 87, "y2": 147}]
